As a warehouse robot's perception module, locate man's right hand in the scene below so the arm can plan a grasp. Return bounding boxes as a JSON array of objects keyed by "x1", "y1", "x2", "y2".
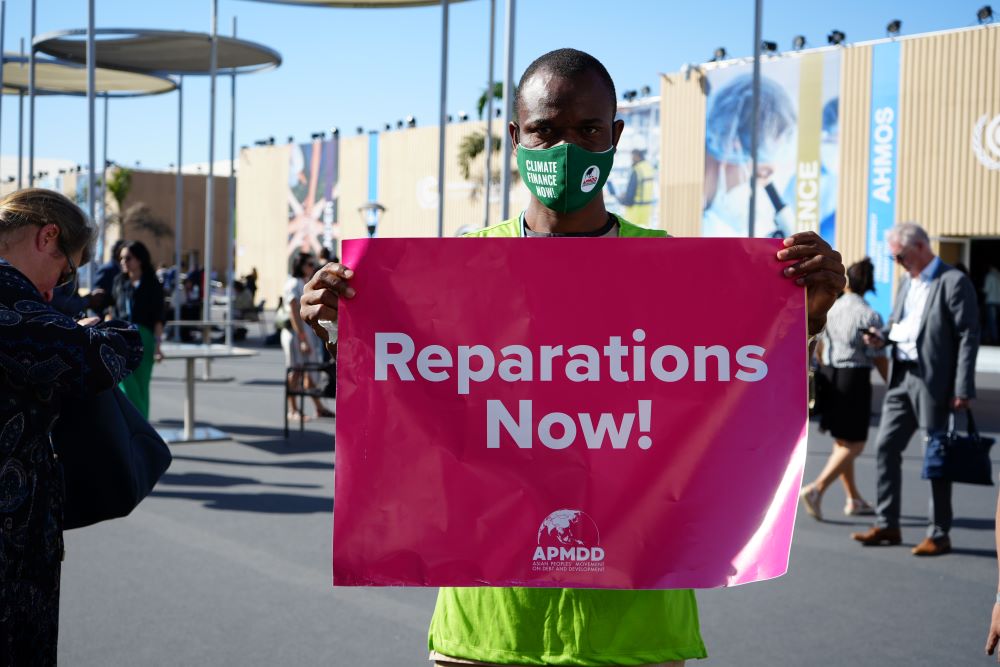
[{"x1": 300, "y1": 262, "x2": 355, "y2": 343}]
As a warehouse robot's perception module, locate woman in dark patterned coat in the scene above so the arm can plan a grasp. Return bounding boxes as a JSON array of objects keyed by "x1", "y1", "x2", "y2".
[{"x1": 0, "y1": 189, "x2": 143, "y2": 664}]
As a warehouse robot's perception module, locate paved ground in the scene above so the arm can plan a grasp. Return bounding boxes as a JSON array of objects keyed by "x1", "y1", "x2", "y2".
[{"x1": 57, "y1": 337, "x2": 1000, "y2": 666}]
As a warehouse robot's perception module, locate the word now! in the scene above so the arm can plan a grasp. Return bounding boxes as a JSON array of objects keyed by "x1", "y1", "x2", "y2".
[{"x1": 487, "y1": 399, "x2": 653, "y2": 450}]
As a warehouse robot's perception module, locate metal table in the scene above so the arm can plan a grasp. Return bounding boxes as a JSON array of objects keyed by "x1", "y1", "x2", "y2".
[
  {"x1": 158, "y1": 343, "x2": 257, "y2": 444},
  {"x1": 164, "y1": 320, "x2": 261, "y2": 380}
]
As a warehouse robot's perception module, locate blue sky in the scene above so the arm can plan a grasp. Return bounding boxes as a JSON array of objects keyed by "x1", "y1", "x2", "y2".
[{"x1": 0, "y1": 0, "x2": 989, "y2": 172}]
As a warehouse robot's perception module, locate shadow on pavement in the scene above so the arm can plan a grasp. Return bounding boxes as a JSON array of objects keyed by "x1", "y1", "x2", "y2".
[
  {"x1": 952, "y1": 517, "x2": 995, "y2": 531},
  {"x1": 155, "y1": 420, "x2": 336, "y2": 456},
  {"x1": 950, "y1": 547, "x2": 998, "y2": 558},
  {"x1": 242, "y1": 379, "x2": 286, "y2": 386},
  {"x1": 170, "y1": 454, "x2": 333, "y2": 471},
  {"x1": 150, "y1": 490, "x2": 333, "y2": 514},
  {"x1": 158, "y1": 472, "x2": 321, "y2": 490}
]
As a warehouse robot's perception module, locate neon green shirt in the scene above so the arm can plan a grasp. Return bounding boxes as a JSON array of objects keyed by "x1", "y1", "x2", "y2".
[{"x1": 427, "y1": 215, "x2": 707, "y2": 666}]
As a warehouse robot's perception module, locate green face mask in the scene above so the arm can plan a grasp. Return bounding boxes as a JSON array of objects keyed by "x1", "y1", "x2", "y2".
[{"x1": 516, "y1": 142, "x2": 615, "y2": 213}]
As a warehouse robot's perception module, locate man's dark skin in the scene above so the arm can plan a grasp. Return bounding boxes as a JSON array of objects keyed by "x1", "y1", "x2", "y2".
[{"x1": 300, "y1": 66, "x2": 846, "y2": 340}]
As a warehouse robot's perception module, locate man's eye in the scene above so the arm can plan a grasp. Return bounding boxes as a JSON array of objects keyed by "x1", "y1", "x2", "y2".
[{"x1": 583, "y1": 127, "x2": 600, "y2": 135}]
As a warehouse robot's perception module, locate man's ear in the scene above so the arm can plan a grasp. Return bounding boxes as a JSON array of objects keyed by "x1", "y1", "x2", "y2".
[
  {"x1": 508, "y1": 122, "x2": 519, "y2": 157},
  {"x1": 612, "y1": 119, "x2": 625, "y2": 148}
]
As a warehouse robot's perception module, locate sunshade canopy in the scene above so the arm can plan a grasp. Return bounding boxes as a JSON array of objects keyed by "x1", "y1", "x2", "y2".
[
  {"x1": 239, "y1": 0, "x2": 468, "y2": 7},
  {"x1": 34, "y1": 29, "x2": 281, "y2": 76},
  {"x1": 1, "y1": 53, "x2": 176, "y2": 96}
]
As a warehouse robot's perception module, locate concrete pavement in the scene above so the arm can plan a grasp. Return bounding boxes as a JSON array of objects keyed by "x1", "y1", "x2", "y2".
[{"x1": 58, "y1": 341, "x2": 1000, "y2": 666}]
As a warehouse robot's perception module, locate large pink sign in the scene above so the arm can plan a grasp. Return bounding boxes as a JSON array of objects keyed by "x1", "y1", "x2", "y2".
[{"x1": 333, "y1": 238, "x2": 808, "y2": 589}]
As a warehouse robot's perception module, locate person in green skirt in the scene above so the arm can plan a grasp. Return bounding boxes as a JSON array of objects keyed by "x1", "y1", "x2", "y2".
[{"x1": 111, "y1": 240, "x2": 165, "y2": 418}]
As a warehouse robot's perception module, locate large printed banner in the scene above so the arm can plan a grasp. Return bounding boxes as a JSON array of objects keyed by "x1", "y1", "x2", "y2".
[
  {"x1": 333, "y1": 238, "x2": 808, "y2": 589},
  {"x1": 288, "y1": 137, "x2": 339, "y2": 261},
  {"x1": 702, "y1": 51, "x2": 841, "y2": 244},
  {"x1": 865, "y1": 41, "x2": 902, "y2": 322}
]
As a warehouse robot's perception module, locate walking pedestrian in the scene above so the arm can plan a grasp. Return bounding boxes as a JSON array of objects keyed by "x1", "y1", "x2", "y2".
[
  {"x1": 984, "y1": 263, "x2": 1000, "y2": 345},
  {"x1": 851, "y1": 222, "x2": 979, "y2": 555},
  {"x1": 800, "y1": 258, "x2": 889, "y2": 520},
  {"x1": 282, "y1": 252, "x2": 333, "y2": 420}
]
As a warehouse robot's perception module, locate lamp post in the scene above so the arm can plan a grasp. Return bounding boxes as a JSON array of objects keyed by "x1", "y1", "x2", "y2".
[{"x1": 358, "y1": 201, "x2": 385, "y2": 238}]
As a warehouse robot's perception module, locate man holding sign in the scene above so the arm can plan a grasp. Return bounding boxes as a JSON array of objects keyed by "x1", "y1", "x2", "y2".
[{"x1": 303, "y1": 49, "x2": 845, "y2": 667}]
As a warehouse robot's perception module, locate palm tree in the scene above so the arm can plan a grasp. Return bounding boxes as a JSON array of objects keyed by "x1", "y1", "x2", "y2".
[
  {"x1": 122, "y1": 202, "x2": 173, "y2": 240},
  {"x1": 457, "y1": 83, "x2": 514, "y2": 200},
  {"x1": 477, "y1": 82, "x2": 503, "y2": 119},
  {"x1": 106, "y1": 166, "x2": 133, "y2": 228}
]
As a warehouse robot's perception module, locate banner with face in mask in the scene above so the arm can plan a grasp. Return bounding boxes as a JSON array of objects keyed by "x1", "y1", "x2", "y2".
[{"x1": 701, "y1": 51, "x2": 841, "y2": 244}]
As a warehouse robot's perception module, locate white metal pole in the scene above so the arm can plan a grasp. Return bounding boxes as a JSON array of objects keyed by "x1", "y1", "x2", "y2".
[
  {"x1": 99, "y1": 95, "x2": 108, "y2": 261},
  {"x1": 482, "y1": 0, "x2": 495, "y2": 228},
  {"x1": 202, "y1": 0, "x2": 218, "y2": 325},
  {"x1": 173, "y1": 77, "x2": 184, "y2": 339},
  {"x1": 748, "y1": 0, "x2": 762, "y2": 239},
  {"x1": 17, "y1": 37, "x2": 22, "y2": 189},
  {"x1": 225, "y1": 16, "x2": 237, "y2": 347},
  {"x1": 0, "y1": 1, "x2": 6, "y2": 162},
  {"x1": 499, "y1": 0, "x2": 515, "y2": 220},
  {"x1": 436, "y1": 0, "x2": 449, "y2": 237},
  {"x1": 86, "y1": 0, "x2": 96, "y2": 291},
  {"x1": 28, "y1": 0, "x2": 35, "y2": 186}
]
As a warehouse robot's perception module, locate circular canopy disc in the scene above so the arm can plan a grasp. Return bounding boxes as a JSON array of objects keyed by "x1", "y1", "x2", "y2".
[
  {"x1": 2, "y1": 54, "x2": 176, "y2": 96},
  {"x1": 240, "y1": 0, "x2": 469, "y2": 6},
  {"x1": 34, "y1": 29, "x2": 281, "y2": 76}
]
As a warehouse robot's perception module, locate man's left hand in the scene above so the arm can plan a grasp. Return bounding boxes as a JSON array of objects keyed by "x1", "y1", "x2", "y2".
[
  {"x1": 777, "y1": 232, "x2": 846, "y2": 337},
  {"x1": 953, "y1": 397, "x2": 971, "y2": 410}
]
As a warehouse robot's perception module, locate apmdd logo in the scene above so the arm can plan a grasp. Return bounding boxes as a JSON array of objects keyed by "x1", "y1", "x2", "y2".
[
  {"x1": 531, "y1": 509, "x2": 605, "y2": 574},
  {"x1": 580, "y1": 166, "x2": 600, "y2": 192}
]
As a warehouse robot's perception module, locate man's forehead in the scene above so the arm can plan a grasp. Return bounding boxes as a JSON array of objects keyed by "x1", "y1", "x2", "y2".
[{"x1": 519, "y1": 69, "x2": 613, "y2": 120}]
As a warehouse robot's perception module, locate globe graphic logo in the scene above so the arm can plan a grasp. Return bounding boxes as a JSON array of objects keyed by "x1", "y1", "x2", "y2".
[{"x1": 537, "y1": 509, "x2": 601, "y2": 547}]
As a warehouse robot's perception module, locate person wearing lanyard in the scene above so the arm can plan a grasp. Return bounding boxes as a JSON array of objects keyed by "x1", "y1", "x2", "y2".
[
  {"x1": 111, "y1": 241, "x2": 165, "y2": 419},
  {"x1": 298, "y1": 48, "x2": 846, "y2": 667},
  {"x1": 852, "y1": 222, "x2": 979, "y2": 555}
]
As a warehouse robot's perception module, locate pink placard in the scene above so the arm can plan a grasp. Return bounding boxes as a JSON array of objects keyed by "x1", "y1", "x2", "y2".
[{"x1": 333, "y1": 237, "x2": 808, "y2": 589}]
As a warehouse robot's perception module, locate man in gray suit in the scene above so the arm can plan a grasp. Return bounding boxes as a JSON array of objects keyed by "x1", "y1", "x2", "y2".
[{"x1": 851, "y1": 222, "x2": 979, "y2": 555}]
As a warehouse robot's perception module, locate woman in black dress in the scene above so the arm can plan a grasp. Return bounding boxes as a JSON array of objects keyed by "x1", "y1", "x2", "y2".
[
  {"x1": 800, "y1": 258, "x2": 889, "y2": 520},
  {"x1": 111, "y1": 240, "x2": 165, "y2": 419},
  {"x1": 0, "y1": 189, "x2": 143, "y2": 663}
]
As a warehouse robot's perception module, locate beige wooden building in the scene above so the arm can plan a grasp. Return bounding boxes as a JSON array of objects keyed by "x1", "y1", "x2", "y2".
[
  {"x1": 660, "y1": 23, "x2": 1000, "y2": 274},
  {"x1": 236, "y1": 121, "x2": 530, "y2": 308}
]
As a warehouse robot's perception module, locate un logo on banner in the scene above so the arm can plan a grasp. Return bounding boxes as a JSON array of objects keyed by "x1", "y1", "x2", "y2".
[{"x1": 973, "y1": 114, "x2": 1000, "y2": 170}]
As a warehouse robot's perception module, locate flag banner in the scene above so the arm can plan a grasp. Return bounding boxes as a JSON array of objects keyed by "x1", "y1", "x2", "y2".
[
  {"x1": 866, "y1": 40, "x2": 902, "y2": 322},
  {"x1": 333, "y1": 237, "x2": 808, "y2": 589}
]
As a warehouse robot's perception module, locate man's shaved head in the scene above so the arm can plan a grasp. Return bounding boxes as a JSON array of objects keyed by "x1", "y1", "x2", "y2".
[{"x1": 514, "y1": 48, "x2": 617, "y2": 120}]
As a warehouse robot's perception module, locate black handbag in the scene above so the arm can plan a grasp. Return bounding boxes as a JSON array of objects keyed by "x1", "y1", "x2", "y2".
[
  {"x1": 921, "y1": 409, "x2": 995, "y2": 486},
  {"x1": 52, "y1": 386, "x2": 172, "y2": 529}
]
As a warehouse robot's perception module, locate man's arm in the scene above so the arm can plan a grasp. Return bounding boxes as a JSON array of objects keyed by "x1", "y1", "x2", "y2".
[
  {"x1": 949, "y1": 273, "x2": 980, "y2": 406},
  {"x1": 619, "y1": 168, "x2": 638, "y2": 207}
]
